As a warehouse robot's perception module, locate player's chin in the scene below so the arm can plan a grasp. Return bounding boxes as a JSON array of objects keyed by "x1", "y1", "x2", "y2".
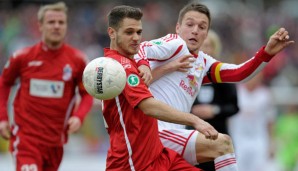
[
  {"x1": 188, "y1": 45, "x2": 199, "y2": 53},
  {"x1": 49, "y1": 37, "x2": 64, "y2": 44},
  {"x1": 129, "y1": 47, "x2": 139, "y2": 55}
]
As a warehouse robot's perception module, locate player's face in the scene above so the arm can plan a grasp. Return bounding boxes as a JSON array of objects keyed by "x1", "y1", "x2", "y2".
[
  {"x1": 176, "y1": 11, "x2": 209, "y2": 54},
  {"x1": 112, "y1": 18, "x2": 142, "y2": 58},
  {"x1": 39, "y1": 10, "x2": 67, "y2": 47}
]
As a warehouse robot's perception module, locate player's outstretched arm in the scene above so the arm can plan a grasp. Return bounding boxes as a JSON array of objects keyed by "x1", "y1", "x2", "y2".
[
  {"x1": 138, "y1": 97, "x2": 218, "y2": 140},
  {"x1": 264, "y1": 27, "x2": 295, "y2": 55},
  {"x1": 0, "y1": 77, "x2": 11, "y2": 140}
]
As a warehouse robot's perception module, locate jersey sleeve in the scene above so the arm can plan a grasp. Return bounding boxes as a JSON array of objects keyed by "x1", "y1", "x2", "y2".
[
  {"x1": 0, "y1": 48, "x2": 25, "y2": 121},
  {"x1": 0, "y1": 49, "x2": 25, "y2": 121},
  {"x1": 2, "y1": 49, "x2": 25, "y2": 86},
  {"x1": 122, "y1": 61, "x2": 153, "y2": 108},
  {"x1": 203, "y1": 46, "x2": 273, "y2": 84},
  {"x1": 72, "y1": 50, "x2": 93, "y2": 122},
  {"x1": 134, "y1": 34, "x2": 189, "y2": 67},
  {"x1": 0, "y1": 76, "x2": 10, "y2": 121}
]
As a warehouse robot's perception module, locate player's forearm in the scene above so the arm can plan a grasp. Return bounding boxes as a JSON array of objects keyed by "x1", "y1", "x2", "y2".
[
  {"x1": 72, "y1": 93, "x2": 93, "y2": 122},
  {"x1": 139, "y1": 98, "x2": 200, "y2": 127},
  {"x1": 151, "y1": 63, "x2": 176, "y2": 83}
]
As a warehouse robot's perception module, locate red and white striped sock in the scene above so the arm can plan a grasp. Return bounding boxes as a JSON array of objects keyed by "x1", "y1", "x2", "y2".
[{"x1": 214, "y1": 153, "x2": 238, "y2": 171}]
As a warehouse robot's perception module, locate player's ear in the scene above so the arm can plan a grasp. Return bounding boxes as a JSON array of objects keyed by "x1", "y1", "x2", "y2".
[
  {"x1": 38, "y1": 21, "x2": 43, "y2": 32},
  {"x1": 175, "y1": 23, "x2": 180, "y2": 34},
  {"x1": 108, "y1": 27, "x2": 116, "y2": 39}
]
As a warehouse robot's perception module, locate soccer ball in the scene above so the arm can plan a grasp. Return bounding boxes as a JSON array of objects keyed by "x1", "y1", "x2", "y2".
[{"x1": 83, "y1": 57, "x2": 126, "y2": 100}]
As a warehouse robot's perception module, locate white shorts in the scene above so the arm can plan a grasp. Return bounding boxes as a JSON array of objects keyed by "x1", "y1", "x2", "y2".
[{"x1": 158, "y1": 128, "x2": 198, "y2": 165}]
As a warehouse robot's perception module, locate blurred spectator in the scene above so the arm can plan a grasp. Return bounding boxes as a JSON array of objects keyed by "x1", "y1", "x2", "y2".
[
  {"x1": 228, "y1": 72, "x2": 278, "y2": 171},
  {"x1": 274, "y1": 104, "x2": 298, "y2": 171}
]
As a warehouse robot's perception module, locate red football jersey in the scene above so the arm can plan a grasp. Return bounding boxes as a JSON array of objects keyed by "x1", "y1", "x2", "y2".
[
  {"x1": 102, "y1": 48, "x2": 163, "y2": 170},
  {"x1": 0, "y1": 42, "x2": 92, "y2": 146}
]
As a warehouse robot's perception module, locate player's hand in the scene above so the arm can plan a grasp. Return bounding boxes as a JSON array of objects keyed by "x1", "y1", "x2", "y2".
[
  {"x1": 193, "y1": 118, "x2": 218, "y2": 140},
  {"x1": 138, "y1": 65, "x2": 152, "y2": 86},
  {"x1": 0, "y1": 120, "x2": 11, "y2": 140},
  {"x1": 67, "y1": 116, "x2": 82, "y2": 134},
  {"x1": 265, "y1": 27, "x2": 295, "y2": 55},
  {"x1": 168, "y1": 54, "x2": 195, "y2": 72}
]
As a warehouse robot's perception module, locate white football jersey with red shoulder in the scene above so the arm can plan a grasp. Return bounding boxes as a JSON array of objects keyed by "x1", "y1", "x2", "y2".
[{"x1": 135, "y1": 34, "x2": 273, "y2": 130}]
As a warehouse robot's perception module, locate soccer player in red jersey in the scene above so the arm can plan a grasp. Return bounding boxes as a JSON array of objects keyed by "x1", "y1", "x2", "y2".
[
  {"x1": 0, "y1": 2, "x2": 93, "y2": 171},
  {"x1": 102, "y1": 5, "x2": 218, "y2": 171}
]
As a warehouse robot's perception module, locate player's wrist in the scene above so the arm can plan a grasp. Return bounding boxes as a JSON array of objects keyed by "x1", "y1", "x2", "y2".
[
  {"x1": 192, "y1": 116, "x2": 204, "y2": 129},
  {"x1": 137, "y1": 59, "x2": 150, "y2": 68},
  {"x1": 256, "y1": 46, "x2": 274, "y2": 62}
]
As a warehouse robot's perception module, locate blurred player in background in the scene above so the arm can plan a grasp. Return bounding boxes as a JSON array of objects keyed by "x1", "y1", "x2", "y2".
[
  {"x1": 228, "y1": 72, "x2": 277, "y2": 171},
  {"x1": 189, "y1": 30, "x2": 239, "y2": 171},
  {"x1": 135, "y1": 2, "x2": 294, "y2": 171},
  {"x1": 0, "y1": 2, "x2": 93, "y2": 171},
  {"x1": 102, "y1": 5, "x2": 217, "y2": 171}
]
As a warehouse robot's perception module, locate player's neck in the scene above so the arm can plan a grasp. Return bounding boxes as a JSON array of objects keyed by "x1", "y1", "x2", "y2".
[
  {"x1": 190, "y1": 50, "x2": 198, "y2": 57},
  {"x1": 43, "y1": 41, "x2": 64, "y2": 50},
  {"x1": 110, "y1": 42, "x2": 134, "y2": 59}
]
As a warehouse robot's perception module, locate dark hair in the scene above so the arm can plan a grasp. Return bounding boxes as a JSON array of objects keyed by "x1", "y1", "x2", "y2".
[
  {"x1": 178, "y1": 3, "x2": 211, "y2": 27},
  {"x1": 108, "y1": 5, "x2": 143, "y2": 30}
]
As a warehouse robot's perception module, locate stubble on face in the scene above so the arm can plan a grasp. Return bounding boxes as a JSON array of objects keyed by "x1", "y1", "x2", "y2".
[{"x1": 115, "y1": 18, "x2": 142, "y2": 58}]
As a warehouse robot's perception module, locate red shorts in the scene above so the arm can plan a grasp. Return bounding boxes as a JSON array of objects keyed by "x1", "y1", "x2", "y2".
[
  {"x1": 10, "y1": 134, "x2": 63, "y2": 171},
  {"x1": 146, "y1": 147, "x2": 202, "y2": 171}
]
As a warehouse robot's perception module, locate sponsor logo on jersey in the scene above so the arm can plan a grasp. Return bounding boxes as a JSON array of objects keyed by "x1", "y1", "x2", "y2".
[
  {"x1": 179, "y1": 80, "x2": 196, "y2": 97},
  {"x1": 187, "y1": 63, "x2": 204, "y2": 87},
  {"x1": 181, "y1": 63, "x2": 204, "y2": 97},
  {"x1": 28, "y1": 60, "x2": 43, "y2": 67},
  {"x1": 127, "y1": 74, "x2": 139, "y2": 87},
  {"x1": 186, "y1": 74, "x2": 198, "y2": 87},
  {"x1": 51, "y1": 84, "x2": 62, "y2": 94},
  {"x1": 152, "y1": 41, "x2": 163, "y2": 45},
  {"x1": 63, "y1": 64, "x2": 72, "y2": 81},
  {"x1": 30, "y1": 79, "x2": 64, "y2": 98}
]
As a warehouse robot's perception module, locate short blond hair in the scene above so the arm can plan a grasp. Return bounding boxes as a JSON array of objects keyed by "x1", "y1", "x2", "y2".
[
  {"x1": 207, "y1": 30, "x2": 222, "y2": 57},
  {"x1": 37, "y1": 1, "x2": 68, "y2": 23}
]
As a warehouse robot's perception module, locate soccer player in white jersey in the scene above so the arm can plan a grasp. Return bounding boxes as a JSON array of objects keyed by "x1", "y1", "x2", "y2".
[{"x1": 134, "y1": 2, "x2": 294, "y2": 171}]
